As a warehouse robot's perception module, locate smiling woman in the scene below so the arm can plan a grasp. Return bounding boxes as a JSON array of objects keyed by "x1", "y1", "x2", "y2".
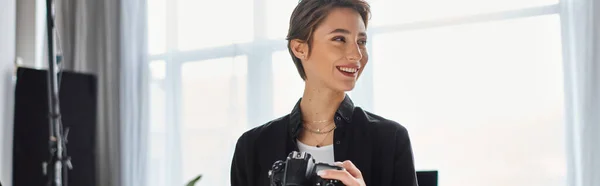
[{"x1": 230, "y1": 0, "x2": 418, "y2": 186}]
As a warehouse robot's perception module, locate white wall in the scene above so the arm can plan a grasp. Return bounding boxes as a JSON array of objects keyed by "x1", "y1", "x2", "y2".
[
  {"x1": 0, "y1": 0, "x2": 16, "y2": 185},
  {"x1": 16, "y1": 0, "x2": 46, "y2": 69}
]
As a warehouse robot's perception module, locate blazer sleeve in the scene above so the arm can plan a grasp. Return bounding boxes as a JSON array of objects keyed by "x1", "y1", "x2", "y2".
[
  {"x1": 393, "y1": 127, "x2": 419, "y2": 186},
  {"x1": 230, "y1": 132, "x2": 255, "y2": 186}
]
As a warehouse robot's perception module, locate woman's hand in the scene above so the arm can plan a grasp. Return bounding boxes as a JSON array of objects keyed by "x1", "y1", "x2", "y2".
[{"x1": 317, "y1": 160, "x2": 366, "y2": 186}]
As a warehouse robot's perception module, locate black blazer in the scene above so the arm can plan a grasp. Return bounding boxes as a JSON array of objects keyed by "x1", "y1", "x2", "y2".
[{"x1": 230, "y1": 95, "x2": 419, "y2": 186}]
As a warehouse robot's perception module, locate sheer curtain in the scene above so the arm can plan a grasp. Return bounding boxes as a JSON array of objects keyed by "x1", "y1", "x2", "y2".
[
  {"x1": 120, "y1": 0, "x2": 150, "y2": 185},
  {"x1": 560, "y1": 0, "x2": 600, "y2": 185},
  {"x1": 147, "y1": 0, "x2": 574, "y2": 186}
]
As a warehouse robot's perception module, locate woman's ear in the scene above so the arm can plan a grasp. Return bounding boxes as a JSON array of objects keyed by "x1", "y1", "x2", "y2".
[{"x1": 290, "y1": 39, "x2": 308, "y2": 60}]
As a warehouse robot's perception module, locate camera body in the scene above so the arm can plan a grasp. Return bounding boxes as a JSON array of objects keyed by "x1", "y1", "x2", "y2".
[{"x1": 268, "y1": 151, "x2": 344, "y2": 186}]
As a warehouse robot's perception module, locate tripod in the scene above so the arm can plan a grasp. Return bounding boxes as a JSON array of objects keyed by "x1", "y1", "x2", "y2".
[{"x1": 44, "y1": 0, "x2": 72, "y2": 186}]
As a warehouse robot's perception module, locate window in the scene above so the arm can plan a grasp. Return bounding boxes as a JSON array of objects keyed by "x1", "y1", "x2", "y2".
[
  {"x1": 176, "y1": 0, "x2": 254, "y2": 51},
  {"x1": 148, "y1": 60, "x2": 167, "y2": 185},
  {"x1": 272, "y1": 50, "x2": 304, "y2": 117},
  {"x1": 372, "y1": 15, "x2": 565, "y2": 185},
  {"x1": 147, "y1": 0, "x2": 566, "y2": 185},
  {"x1": 369, "y1": 0, "x2": 558, "y2": 26},
  {"x1": 179, "y1": 56, "x2": 248, "y2": 185}
]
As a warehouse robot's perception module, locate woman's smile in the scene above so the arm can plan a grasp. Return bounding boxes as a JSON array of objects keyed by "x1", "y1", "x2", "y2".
[{"x1": 335, "y1": 65, "x2": 360, "y2": 78}]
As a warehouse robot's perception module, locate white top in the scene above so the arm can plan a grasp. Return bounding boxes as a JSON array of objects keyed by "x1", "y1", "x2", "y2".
[{"x1": 297, "y1": 140, "x2": 335, "y2": 164}]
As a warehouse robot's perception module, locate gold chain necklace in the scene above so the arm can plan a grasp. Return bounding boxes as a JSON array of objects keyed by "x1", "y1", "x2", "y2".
[
  {"x1": 303, "y1": 123, "x2": 336, "y2": 134},
  {"x1": 309, "y1": 129, "x2": 333, "y2": 148},
  {"x1": 304, "y1": 119, "x2": 332, "y2": 124}
]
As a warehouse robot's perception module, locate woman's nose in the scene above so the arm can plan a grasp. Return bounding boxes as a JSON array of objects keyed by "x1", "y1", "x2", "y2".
[{"x1": 346, "y1": 45, "x2": 363, "y2": 61}]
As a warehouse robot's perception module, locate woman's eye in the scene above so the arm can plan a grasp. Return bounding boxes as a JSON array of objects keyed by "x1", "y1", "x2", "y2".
[
  {"x1": 332, "y1": 36, "x2": 346, "y2": 42},
  {"x1": 358, "y1": 40, "x2": 368, "y2": 45}
]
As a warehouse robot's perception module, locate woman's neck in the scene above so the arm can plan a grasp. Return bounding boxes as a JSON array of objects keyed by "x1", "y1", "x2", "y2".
[{"x1": 300, "y1": 81, "x2": 345, "y2": 127}]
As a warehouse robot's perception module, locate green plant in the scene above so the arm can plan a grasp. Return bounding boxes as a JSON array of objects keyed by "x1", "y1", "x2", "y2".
[{"x1": 185, "y1": 175, "x2": 202, "y2": 186}]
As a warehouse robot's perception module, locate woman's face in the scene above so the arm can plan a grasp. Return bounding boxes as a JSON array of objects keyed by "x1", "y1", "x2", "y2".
[{"x1": 299, "y1": 7, "x2": 368, "y2": 92}]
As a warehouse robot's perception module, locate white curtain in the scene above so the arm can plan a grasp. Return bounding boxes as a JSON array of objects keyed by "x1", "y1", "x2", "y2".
[
  {"x1": 560, "y1": 0, "x2": 600, "y2": 185},
  {"x1": 120, "y1": 0, "x2": 150, "y2": 185}
]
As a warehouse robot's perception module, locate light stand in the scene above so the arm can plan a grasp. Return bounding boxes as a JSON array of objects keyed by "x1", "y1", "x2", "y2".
[{"x1": 44, "y1": 0, "x2": 71, "y2": 186}]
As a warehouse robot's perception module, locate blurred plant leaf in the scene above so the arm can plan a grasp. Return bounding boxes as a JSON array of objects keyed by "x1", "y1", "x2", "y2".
[{"x1": 185, "y1": 175, "x2": 202, "y2": 186}]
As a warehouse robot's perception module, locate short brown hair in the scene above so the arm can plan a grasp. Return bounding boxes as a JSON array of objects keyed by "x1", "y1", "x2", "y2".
[{"x1": 286, "y1": 0, "x2": 371, "y2": 80}]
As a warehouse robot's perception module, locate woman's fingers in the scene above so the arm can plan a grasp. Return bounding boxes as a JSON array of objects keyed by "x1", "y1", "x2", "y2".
[
  {"x1": 317, "y1": 160, "x2": 366, "y2": 186},
  {"x1": 337, "y1": 160, "x2": 363, "y2": 179},
  {"x1": 317, "y1": 169, "x2": 359, "y2": 186}
]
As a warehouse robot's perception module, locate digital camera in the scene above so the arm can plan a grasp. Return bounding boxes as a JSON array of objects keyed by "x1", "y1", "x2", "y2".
[{"x1": 268, "y1": 151, "x2": 344, "y2": 186}]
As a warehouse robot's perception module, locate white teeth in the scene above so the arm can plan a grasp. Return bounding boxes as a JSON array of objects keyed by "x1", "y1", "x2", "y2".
[{"x1": 338, "y1": 67, "x2": 357, "y2": 73}]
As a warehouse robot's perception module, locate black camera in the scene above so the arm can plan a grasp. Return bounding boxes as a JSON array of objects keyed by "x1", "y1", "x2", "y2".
[{"x1": 268, "y1": 151, "x2": 344, "y2": 186}]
